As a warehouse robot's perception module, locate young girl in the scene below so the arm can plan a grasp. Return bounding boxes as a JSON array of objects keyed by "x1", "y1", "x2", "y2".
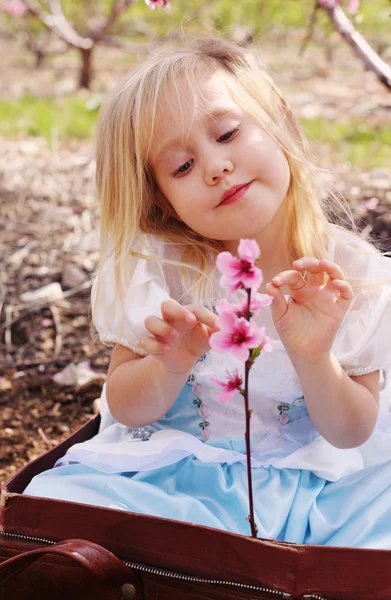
[{"x1": 24, "y1": 38, "x2": 391, "y2": 548}]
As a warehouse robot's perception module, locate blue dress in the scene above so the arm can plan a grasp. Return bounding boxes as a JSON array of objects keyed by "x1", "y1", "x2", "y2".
[{"x1": 24, "y1": 228, "x2": 391, "y2": 548}]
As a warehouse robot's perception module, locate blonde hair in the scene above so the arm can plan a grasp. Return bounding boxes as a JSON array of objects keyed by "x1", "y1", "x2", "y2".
[{"x1": 94, "y1": 36, "x2": 382, "y2": 312}]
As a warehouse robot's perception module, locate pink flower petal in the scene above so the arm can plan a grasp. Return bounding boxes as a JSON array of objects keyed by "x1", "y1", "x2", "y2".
[
  {"x1": 231, "y1": 345, "x2": 251, "y2": 362},
  {"x1": 348, "y1": 0, "x2": 359, "y2": 14},
  {"x1": 209, "y1": 330, "x2": 234, "y2": 352},
  {"x1": 216, "y1": 252, "x2": 242, "y2": 277},
  {"x1": 247, "y1": 293, "x2": 273, "y2": 314},
  {"x1": 215, "y1": 298, "x2": 241, "y2": 318},
  {"x1": 217, "y1": 388, "x2": 238, "y2": 402},
  {"x1": 364, "y1": 197, "x2": 379, "y2": 211},
  {"x1": 238, "y1": 239, "x2": 260, "y2": 263},
  {"x1": 241, "y1": 266, "x2": 263, "y2": 290},
  {"x1": 220, "y1": 275, "x2": 244, "y2": 294},
  {"x1": 218, "y1": 310, "x2": 238, "y2": 332}
]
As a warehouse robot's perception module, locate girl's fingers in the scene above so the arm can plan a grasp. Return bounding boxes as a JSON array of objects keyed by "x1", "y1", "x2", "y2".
[
  {"x1": 144, "y1": 315, "x2": 178, "y2": 340},
  {"x1": 161, "y1": 298, "x2": 219, "y2": 332},
  {"x1": 332, "y1": 279, "x2": 353, "y2": 311},
  {"x1": 293, "y1": 258, "x2": 345, "y2": 285},
  {"x1": 272, "y1": 270, "x2": 306, "y2": 292},
  {"x1": 319, "y1": 259, "x2": 345, "y2": 281},
  {"x1": 161, "y1": 298, "x2": 198, "y2": 329},
  {"x1": 265, "y1": 282, "x2": 288, "y2": 323},
  {"x1": 187, "y1": 304, "x2": 220, "y2": 330},
  {"x1": 140, "y1": 336, "x2": 170, "y2": 355}
]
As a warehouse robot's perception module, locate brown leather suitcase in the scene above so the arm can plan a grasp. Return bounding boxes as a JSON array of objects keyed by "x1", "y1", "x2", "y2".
[{"x1": 1, "y1": 415, "x2": 391, "y2": 599}]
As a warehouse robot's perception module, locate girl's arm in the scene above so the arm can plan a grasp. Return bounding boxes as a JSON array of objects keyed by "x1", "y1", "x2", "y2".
[
  {"x1": 106, "y1": 298, "x2": 219, "y2": 428},
  {"x1": 291, "y1": 353, "x2": 379, "y2": 448},
  {"x1": 266, "y1": 257, "x2": 380, "y2": 449},
  {"x1": 106, "y1": 346, "x2": 192, "y2": 427}
]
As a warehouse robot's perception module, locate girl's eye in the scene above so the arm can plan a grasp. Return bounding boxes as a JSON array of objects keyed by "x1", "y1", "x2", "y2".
[
  {"x1": 173, "y1": 159, "x2": 194, "y2": 177},
  {"x1": 218, "y1": 128, "x2": 239, "y2": 143}
]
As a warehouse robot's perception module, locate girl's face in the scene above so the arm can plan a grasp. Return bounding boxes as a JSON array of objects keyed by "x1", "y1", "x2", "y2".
[{"x1": 150, "y1": 72, "x2": 290, "y2": 248}]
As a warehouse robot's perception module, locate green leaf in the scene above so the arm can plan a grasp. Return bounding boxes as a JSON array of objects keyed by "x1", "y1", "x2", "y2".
[{"x1": 250, "y1": 346, "x2": 262, "y2": 361}]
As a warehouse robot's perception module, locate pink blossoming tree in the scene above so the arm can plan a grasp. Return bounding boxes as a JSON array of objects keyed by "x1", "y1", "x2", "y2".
[{"x1": 209, "y1": 239, "x2": 272, "y2": 538}]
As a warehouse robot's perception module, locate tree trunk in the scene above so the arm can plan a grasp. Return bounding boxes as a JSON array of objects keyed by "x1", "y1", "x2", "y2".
[
  {"x1": 35, "y1": 49, "x2": 45, "y2": 68},
  {"x1": 79, "y1": 47, "x2": 93, "y2": 89}
]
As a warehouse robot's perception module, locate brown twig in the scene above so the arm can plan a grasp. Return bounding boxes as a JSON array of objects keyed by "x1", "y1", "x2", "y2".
[
  {"x1": 300, "y1": 0, "x2": 319, "y2": 56},
  {"x1": 37, "y1": 427, "x2": 54, "y2": 446},
  {"x1": 0, "y1": 355, "x2": 75, "y2": 370},
  {"x1": 0, "y1": 284, "x2": 7, "y2": 322},
  {"x1": 90, "y1": 0, "x2": 136, "y2": 43},
  {"x1": 0, "y1": 279, "x2": 93, "y2": 332},
  {"x1": 50, "y1": 305, "x2": 63, "y2": 358},
  {"x1": 5, "y1": 305, "x2": 13, "y2": 353}
]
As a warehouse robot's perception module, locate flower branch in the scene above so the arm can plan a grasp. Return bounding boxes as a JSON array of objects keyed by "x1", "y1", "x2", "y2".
[{"x1": 210, "y1": 239, "x2": 272, "y2": 538}]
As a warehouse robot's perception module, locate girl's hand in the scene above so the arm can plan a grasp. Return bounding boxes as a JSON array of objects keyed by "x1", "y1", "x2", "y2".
[
  {"x1": 141, "y1": 298, "x2": 219, "y2": 374},
  {"x1": 265, "y1": 258, "x2": 353, "y2": 365}
]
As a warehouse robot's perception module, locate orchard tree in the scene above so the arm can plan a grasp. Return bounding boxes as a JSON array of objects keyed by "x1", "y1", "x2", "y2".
[{"x1": 2, "y1": 0, "x2": 170, "y2": 88}]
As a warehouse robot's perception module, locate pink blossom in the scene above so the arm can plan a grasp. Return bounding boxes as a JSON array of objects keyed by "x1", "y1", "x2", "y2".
[
  {"x1": 216, "y1": 239, "x2": 262, "y2": 294},
  {"x1": 145, "y1": 0, "x2": 171, "y2": 12},
  {"x1": 318, "y1": 0, "x2": 341, "y2": 7},
  {"x1": 237, "y1": 239, "x2": 260, "y2": 263},
  {"x1": 5, "y1": 0, "x2": 27, "y2": 16},
  {"x1": 347, "y1": 0, "x2": 360, "y2": 13},
  {"x1": 216, "y1": 293, "x2": 272, "y2": 320},
  {"x1": 364, "y1": 197, "x2": 379, "y2": 211},
  {"x1": 209, "y1": 312, "x2": 264, "y2": 362},
  {"x1": 211, "y1": 370, "x2": 243, "y2": 403}
]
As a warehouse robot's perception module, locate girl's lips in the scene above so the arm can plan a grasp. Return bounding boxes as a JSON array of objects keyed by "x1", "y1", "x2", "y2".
[{"x1": 219, "y1": 181, "x2": 254, "y2": 206}]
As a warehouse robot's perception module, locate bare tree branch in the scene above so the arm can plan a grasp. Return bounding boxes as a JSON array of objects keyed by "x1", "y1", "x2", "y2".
[
  {"x1": 320, "y1": 2, "x2": 391, "y2": 91},
  {"x1": 90, "y1": 0, "x2": 136, "y2": 42},
  {"x1": 300, "y1": 0, "x2": 319, "y2": 56},
  {"x1": 19, "y1": 0, "x2": 138, "y2": 87},
  {"x1": 21, "y1": 0, "x2": 93, "y2": 49}
]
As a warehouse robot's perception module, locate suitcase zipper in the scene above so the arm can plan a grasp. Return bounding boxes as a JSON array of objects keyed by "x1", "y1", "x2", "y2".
[{"x1": 0, "y1": 531, "x2": 328, "y2": 600}]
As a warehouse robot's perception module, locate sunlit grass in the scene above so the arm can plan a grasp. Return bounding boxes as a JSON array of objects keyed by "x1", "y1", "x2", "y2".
[
  {"x1": 0, "y1": 94, "x2": 100, "y2": 140},
  {"x1": 301, "y1": 117, "x2": 391, "y2": 168}
]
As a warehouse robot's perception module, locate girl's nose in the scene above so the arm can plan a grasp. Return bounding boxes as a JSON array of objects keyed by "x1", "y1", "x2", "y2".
[{"x1": 203, "y1": 156, "x2": 234, "y2": 185}]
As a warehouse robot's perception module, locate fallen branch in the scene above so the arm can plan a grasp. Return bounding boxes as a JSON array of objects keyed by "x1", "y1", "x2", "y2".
[
  {"x1": 37, "y1": 427, "x2": 54, "y2": 446},
  {"x1": 50, "y1": 305, "x2": 63, "y2": 358},
  {"x1": 0, "y1": 279, "x2": 93, "y2": 333}
]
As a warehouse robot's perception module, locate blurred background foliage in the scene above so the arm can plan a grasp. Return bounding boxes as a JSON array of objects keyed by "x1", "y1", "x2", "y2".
[{"x1": 0, "y1": 0, "x2": 390, "y2": 167}]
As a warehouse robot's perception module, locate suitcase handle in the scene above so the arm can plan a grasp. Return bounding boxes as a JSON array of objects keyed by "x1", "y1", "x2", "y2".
[{"x1": 0, "y1": 538, "x2": 136, "y2": 590}]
